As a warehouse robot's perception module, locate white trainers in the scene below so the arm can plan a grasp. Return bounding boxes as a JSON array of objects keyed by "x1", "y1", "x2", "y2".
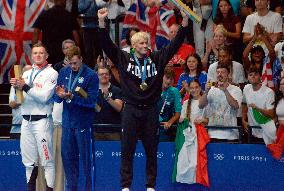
[
  {"x1": 146, "y1": 188, "x2": 155, "y2": 191},
  {"x1": 122, "y1": 188, "x2": 130, "y2": 191}
]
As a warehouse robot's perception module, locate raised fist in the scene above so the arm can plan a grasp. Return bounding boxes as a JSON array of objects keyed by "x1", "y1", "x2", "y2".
[{"x1": 98, "y1": 8, "x2": 108, "y2": 21}]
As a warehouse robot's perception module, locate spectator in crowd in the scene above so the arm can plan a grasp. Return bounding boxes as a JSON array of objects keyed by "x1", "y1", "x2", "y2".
[
  {"x1": 158, "y1": 67, "x2": 182, "y2": 141},
  {"x1": 53, "y1": 39, "x2": 76, "y2": 72},
  {"x1": 192, "y1": 0, "x2": 214, "y2": 58},
  {"x1": 177, "y1": 54, "x2": 207, "y2": 96},
  {"x1": 45, "y1": 0, "x2": 74, "y2": 12},
  {"x1": 242, "y1": 0, "x2": 282, "y2": 46},
  {"x1": 107, "y1": 0, "x2": 131, "y2": 43},
  {"x1": 9, "y1": 65, "x2": 32, "y2": 137},
  {"x1": 207, "y1": 45, "x2": 246, "y2": 87},
  {"x1": 245, "y1": 0, "x2": 282, "y2": 14},
  {"x1": 199, "y1": 64, "x2": 242, "y2": 142},
  {"x1": 54, "y1": 46, "x2": 99, "y2": 191},
  {"x1": 213, "y1": 0, "x2": 242, "y2": 62},
  {"x1": 78, "y1": 0, "x2": 110, "y2": 69},
  {"x1": 274, "y1": 41, "x2": 284, "y2": 71},
  {"x1": 202, "y1": 27, "x2": 227, "y2": 69},
  {"x1": 167, "y1": 23, "x2": 195, "y2": 85},
  {"x1": 94, "y1": 66, "x2": 124, "y2": 140},
  {"x1": 10, "y1": 43, "x2": 58, "y2": 191},
  {"x1": 121, "y1": 0, "x2": 176, "y2": 50},
  {"x1": 174, "y1": 79, "x2": 209, "y2": 184},
  {"x1": 33, "y1": 0, "x2": 80, "y2": 65},
  {"x1": 242, "y1": 66, "x2": 276, "y2": 144},
  {"x1": 243, "y1": 31, "x2": 282, "y2": 89},
  {"x1": 98, "y1": 7, "x2": 189, "y2": 191},
  {"x1": 179, "y1": 79, "x2": 208, "y2": 125},
  {"x1": 268, "y1": 77, "x2": 284, "y2": 160},
  {"x1": 96, "y1": 55, "x2": 121, "y2": 87},
  {"x1": 122, "y1": 28, "x2": 140, "y2": 53}
]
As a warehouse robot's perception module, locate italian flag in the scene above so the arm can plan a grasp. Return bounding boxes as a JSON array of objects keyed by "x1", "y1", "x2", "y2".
[
  {"x1": 252, "y1": 108, "x2": 276, "y2": 145},
  {"x1": 172, "y1": 118, "x2": 210, "y2": 187},
  {"x1": 252, "y1": 108, "x2": 281, "y2": 159}
]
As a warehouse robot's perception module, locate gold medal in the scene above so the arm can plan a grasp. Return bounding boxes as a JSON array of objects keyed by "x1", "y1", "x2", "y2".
[{"x1": 140, "y1": 82, "x2": 148, "y2": 91}]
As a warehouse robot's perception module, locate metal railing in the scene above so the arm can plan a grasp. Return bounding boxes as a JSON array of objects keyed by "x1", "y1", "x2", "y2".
[
  {"x1": 247, "y1": 126, "x2": 263, "y2": 144},
  {"x1": 206, "y1": 125, "x2": 243, "y2": 143},
  {"x1": 1, "y1": 123, "x2": 246, "y2": 143}
]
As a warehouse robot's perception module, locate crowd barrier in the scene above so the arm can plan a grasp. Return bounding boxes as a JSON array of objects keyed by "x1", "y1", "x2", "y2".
[{"x1": 0, "y1": 124, "x2": 283, "y2": 191}]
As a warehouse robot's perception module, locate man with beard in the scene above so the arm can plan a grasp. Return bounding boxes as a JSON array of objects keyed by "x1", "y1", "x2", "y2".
[{"x1": 199, "y1": 64, "x2": 242, "y2": 142}]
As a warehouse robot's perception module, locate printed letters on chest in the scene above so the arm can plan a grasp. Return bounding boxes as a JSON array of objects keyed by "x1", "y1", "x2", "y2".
[{"x1": 126, "y1": 58, "x2": 157, "y2": 79}]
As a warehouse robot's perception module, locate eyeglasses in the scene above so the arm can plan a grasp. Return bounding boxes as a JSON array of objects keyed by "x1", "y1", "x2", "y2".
[{"x1": 98, "y1": 73, "x2": 109, "y2": 76}]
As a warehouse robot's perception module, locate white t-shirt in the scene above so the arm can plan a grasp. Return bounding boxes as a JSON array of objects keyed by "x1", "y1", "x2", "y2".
[
  {"x1": 242, "y1": 11, "x2": 282, "y2": 35},
  {"x1": 52, "y1": 102, "x2": 63, "y2": 126},
  {"x1": 207, "y1": 61, "x2": 246, "y2": 85},
  {"x1": 206, "y1": 85, "x2": 243, "y2": 140},
  {"x1": 274, "y1": 42, "x2": 284, "y2": 70},
  {"x1": 180, "y1": 99, "x2": 205, "y2": 124},
  {"x1": 276, "y1": 98, "x2": 284, "y2": 121},
  {"x1": 243, "y1": 84, "x2": 275, "y2": 138},
  {"x1": 243, "y1": 11, "x2": 282, "y2": 55},
  {"x1": 9, "y1": 86, "x2": 23, "y2": 125}
]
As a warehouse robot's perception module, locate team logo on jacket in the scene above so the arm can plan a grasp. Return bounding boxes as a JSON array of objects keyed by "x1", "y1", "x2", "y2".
[{"x1": 78, "y1": 77, "x2": 84, "y2": 83}]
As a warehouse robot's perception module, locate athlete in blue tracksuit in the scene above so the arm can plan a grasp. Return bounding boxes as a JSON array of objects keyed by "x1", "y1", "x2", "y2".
[{"x1": 53, "y1": 46, "x2": 99, "y2": 191}]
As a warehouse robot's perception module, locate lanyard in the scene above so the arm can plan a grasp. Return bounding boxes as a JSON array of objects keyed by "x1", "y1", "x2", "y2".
[
  {"x1": 29, "y1": 64, "x2": 48, "y2": 86},
  {"x1": 67, "y1": 65, "x2": 84, "y2": 92},
  {"x1": 133, "y1": 54, "x2": 148, "y2": 83},
  {"x1": 160, "y1": 91, "x2": 169, "y2": 115}
]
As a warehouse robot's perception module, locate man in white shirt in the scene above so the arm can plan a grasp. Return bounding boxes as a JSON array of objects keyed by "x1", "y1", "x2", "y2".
[
  {"x1": 242, "y1": 65, "x2": 276, "y2": 144},
  {"x1": 207, "y1": 45, "x2": 246, "y2": 86},
  {"x1": 10, "y1": 43, "x2": 58, "y2": 191},
  {"x1": 199, "y1": 64, "x2": 242, "y2": 141},
  {"x1": 242, "y1": 0, "x2": 282, "y2": 46}
]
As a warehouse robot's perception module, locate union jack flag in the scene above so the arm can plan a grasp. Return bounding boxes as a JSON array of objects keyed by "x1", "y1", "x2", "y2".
[
  {"x1": 121, "y1": 0, "x2": 176, "y2": 50},
  {"x1": 0, "y1": 0, "x2": 47, "y2": 84}
]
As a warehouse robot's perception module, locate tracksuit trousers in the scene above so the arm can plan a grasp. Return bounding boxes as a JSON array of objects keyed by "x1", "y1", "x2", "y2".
[
  {"x1": 61, "y1": 127, "x2": 92, "y2": 191},
  {"x1": 120, "y1": 103, "x2": 159, "y2": 189}
]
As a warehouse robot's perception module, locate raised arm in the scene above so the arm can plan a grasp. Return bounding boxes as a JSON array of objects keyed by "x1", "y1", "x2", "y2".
[
  {"x1": 242, "y1": 36, "x2": 255, "y2": 71},
  {"x1": 259, "y1": 33, "x2": 276, "y2": 65},
  {"x1": 97, "y1": 8, "x2": 124, "y2": 67},
  {"x1": 151, "y1": 12, "x2": 189, "y2": 67},
  {"x1": 199, "y1": 82, "x2": 212, "y2": 109}
]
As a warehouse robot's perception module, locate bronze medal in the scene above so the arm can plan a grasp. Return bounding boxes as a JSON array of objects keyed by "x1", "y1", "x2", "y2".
[{"x1": 140, "y1": 82, "x2": 148, "y2": 91}]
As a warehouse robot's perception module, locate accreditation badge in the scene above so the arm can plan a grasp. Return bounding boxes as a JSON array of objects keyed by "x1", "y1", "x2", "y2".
[{"x1": 78, "y1": 77, "x2": 84, "y2": 84}]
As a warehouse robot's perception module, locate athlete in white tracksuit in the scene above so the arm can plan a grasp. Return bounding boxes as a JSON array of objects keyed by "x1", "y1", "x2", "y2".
[{"x1": 10, "y1": 43, "x2": 58, "y2": 191}]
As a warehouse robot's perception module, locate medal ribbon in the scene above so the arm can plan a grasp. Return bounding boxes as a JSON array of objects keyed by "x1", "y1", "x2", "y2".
[
  {"x1": 133, "y1": 53, "x2": 148, "y2": 84},
  {"x1": 29, "y1": 63, "x2": 48, "y2": 86},
  {"x1": 160, "y1": 91, "x2": 169, "y2": 115},
  {"x1": 67, "y1": 65, "x2": 84, "y2": 93}
]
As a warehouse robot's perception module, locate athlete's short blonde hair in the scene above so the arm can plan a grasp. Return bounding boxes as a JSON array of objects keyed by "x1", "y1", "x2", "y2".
[{"x1": 130, "y1": 31, "x2": 150, "y2": 47}]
